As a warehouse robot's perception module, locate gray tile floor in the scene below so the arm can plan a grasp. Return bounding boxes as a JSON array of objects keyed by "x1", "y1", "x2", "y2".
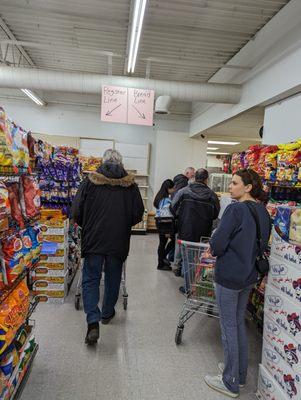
[{"x1": 22, "y1": 235, "x2": 261, "y2": 400}]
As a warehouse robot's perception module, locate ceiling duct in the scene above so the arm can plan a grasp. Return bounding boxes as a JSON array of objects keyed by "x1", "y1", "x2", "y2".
[
  {"x1": 155, "y1": 96, "x2": 172, "y2": 114},
  {"x1": 0, "y1": 67, "x2": 242, "y2": 104}
]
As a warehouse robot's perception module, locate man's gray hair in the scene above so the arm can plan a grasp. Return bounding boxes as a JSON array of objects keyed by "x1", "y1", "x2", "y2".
[{"x1": 103, "y1": 149, "x2": 123, "y2": 164}]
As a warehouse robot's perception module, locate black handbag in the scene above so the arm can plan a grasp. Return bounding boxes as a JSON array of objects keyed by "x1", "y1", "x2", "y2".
[{"x1": 245, "y1": 202, "x2": 270, "y2": 275}]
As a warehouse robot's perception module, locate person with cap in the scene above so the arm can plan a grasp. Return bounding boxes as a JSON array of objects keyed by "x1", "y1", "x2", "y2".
[
  {"x1": 170, "y1": 168, "x2": 220, "y2": 293},
  {"x1": 72, "y1": 149, "x2": 144, "y2": 345}
]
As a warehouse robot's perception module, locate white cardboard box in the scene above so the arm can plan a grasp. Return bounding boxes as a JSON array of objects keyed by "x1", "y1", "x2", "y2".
[
  {"x1": 32, "y1": 266, "x2": 67, "y2": 278},
  {"x1": 32, "y1": 272, "x2": 68, "y2": 291},
  {"x1": 262, "y1": 337, "x2": 300, "y2": 399},
  {"x1": 33, "y1": 294, "x2": 65, "y2": 304},
  {"x1": 257, "y1": 364, "x2": 289, "y2": 400},
  {"x1": 268, "y1": 256, "x2": 301, "y2": 306},
  {"x1": 40, "y1": 219, "x2": 69, "y2": 236},
  {"x1": 271, "y1": 228, "x2": 301, "y2": 268},
  {"x1": 264, "y1": 284, "x2": 301, "y2": 344},
  {"x1": 263, "y1": 314, "x2": 301, "y2": 375}
]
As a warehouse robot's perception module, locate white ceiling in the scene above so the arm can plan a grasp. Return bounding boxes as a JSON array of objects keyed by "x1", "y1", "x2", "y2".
[{"x1": 0, "y1": 0, "x2": 290, "y2": 82}]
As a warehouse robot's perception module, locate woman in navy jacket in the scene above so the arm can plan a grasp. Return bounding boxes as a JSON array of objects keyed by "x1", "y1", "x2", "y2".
[{"x1": 205, "y1": 169, "x2": 271, "y2": 398}]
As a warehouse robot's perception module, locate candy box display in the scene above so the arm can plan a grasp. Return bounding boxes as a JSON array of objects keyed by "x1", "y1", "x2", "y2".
[
  {"x1": 264, "y1": 284, "x2": 301, "y2": 343},
  {"x1": 32, "y1": 266, "x2": 67, "y2": 278},
  {"x1": 268, "y1": 256, "x2": 301, "y2": 305},
  {"x1": 264, "y1": 314, "x2": 301, "y2": 375},
  {"x1": 33, "y1": 290, "x2": 66, "y2": 304},
  {"x1": 262, "y1": 337, "x2": 300, "y2": 398},
  {"x1": 289, "y1": 208, "x2": 301, "y2": 244},
  {"x1": 271, "y1": 228, "x2": 301, "y2": 268},
  {"x1": 257, "y1": 364, "x2": 290, "y2": 400},
  {"x1": 32, "y1": 272, "x2": 67, "y2": 291},
  {"x1": 40, "y1": 218, "x2": 69, "y2": 236}
]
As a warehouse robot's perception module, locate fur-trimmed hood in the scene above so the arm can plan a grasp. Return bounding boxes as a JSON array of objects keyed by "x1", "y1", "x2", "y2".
[{"x1": 88, "y1": 171, "x2": 135, "y2": 187}]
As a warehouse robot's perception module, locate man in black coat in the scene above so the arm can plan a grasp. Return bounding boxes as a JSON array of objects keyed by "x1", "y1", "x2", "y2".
[
  {"x1": 171, "y1": 168, "x2": 220, "y2": 293},
  {"x1": 72, "y1": 149, "x2": 144, "y2": 345}
]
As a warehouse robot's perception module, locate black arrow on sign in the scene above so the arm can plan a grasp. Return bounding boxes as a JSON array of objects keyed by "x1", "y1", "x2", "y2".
[
  {"x1": 132, "y1": 105, "x2": 146, "y2": 119},
  {"x1": 106, "y1": 104, "x2": 122, "y2": 116}
]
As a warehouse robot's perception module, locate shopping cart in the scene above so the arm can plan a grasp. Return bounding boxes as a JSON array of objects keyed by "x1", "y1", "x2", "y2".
[
  {"x1": 175, "y1": 239, "x2": 218, "y2": 345},
  {"x1": 74, "y1": 260, "x2": 128, "y2": 311}
]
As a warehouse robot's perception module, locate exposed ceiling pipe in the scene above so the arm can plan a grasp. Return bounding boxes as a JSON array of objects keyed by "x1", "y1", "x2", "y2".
[{"x1": 0, "y1": 66, "x2": 242, "y2": 104}]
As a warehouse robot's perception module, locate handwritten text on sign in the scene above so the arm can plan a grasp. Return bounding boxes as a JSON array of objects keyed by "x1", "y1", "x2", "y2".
[
  {"x1": 101, "y1": 86, "x2": 128, "y2": 124},
  {"x1": 101, "y1": 86, "x2": 154, "y2": 126},
  {"x1": 128, "y1": 88, "x2": 154, "y2": 126}
]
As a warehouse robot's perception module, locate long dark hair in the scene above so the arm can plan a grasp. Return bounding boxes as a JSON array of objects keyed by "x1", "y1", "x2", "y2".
[
  {"x1": 235, "y1": 169, "x2": 268, "y2": 202},
  {"x1": 153, "y1": 179, "x2": 174, "y2": 209}
]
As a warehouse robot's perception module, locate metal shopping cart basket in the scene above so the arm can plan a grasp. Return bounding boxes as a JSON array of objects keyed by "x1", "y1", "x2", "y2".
[
  {"x1": 74, "y1": 260, "x2": 128, "y2": 311},
  {"x1": 175, "y1": 239, "x2": 219, "y2": 345}
]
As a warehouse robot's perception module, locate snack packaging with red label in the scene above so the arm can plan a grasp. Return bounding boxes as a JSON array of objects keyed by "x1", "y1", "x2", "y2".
[
  {"x1": 1, "y1": 234, "x2": 25, "y2": 284},
  {"x1": 20, "y1": 176, "x2": 41, "y2": 219},
  {"x1": 0, "y1": 280, "x2": 29, "y2": 355},
  {"x1": 7, "y1": 183, "x2": 24, "y2": 229}
]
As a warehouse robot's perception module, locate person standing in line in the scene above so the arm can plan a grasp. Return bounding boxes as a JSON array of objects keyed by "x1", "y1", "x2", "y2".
[
  {"x1": 171, "y1": 167, "x2": 195, "y2": 199},
  {"x1": 72, "y1": 149, "x2": 144, "y2": 345},
  {"x1": 154, "y1": 179, "x2": 175, "y2": 271},
  {"x1": 171, "y1": 168, "x2": 220, "y2": 293},
  {"x1": 205, "y1": 169, "x2": 271, "y2": 398}
]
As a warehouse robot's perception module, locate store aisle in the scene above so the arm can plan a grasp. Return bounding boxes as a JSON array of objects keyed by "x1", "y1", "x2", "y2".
[{"x1": 22, "y1": 235, "x2": 261, "y2": 400}]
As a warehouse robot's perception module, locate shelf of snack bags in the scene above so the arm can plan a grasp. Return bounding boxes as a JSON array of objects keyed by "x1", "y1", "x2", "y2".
[
  {"x1": 34, "y1": 141, "x2": 81, "y2": 217},
  {"x1": 231, "y1": 139, "x2": 300, "y2": 188},
  {"x1": 256, "y1": 206, "x2": 301, "y2": 400}
]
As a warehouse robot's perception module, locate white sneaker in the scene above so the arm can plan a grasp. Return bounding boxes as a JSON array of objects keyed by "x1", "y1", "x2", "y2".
[
  {"x1": 218, "y1": 363, "x2": 246, "y2": 388},
  {"x1": 204, "y1": 375, "x2": 239, "y2": 398}
]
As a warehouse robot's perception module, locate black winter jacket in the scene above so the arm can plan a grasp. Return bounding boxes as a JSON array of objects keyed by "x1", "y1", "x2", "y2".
[
  {"x1": 170, "y1": 182, "x2": 220, "y2": 242},
  {"x1": 71, "y1": 162, "x2": 144, "y2": 261}
]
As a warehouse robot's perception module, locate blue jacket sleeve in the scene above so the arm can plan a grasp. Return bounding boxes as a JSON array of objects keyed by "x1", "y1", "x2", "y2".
[{"x1": 210, "y1": 204, "x2": 240, "y2": 257}]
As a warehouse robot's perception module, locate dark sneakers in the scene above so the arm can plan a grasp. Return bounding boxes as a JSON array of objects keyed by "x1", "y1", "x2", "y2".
[
  {"x1": 85, "y1": 322, "x2": 100, "y2": 345},
  {"x1": 157, "y1": 265, "x2": 172, "y2": 271},
  {"x1": 101, "y1": 310, "x2": 116, "y2": 325}
]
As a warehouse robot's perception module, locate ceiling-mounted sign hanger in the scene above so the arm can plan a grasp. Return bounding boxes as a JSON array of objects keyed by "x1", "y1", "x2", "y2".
[{"x1": 101, "y1": 85, "x2": 154, "y2": 127}]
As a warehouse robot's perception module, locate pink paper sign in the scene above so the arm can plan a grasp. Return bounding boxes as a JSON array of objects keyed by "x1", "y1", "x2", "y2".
[
  {"x1": 127, "y1": 88, "x2": 154, "y2": 126},
  {"x1": 101, "y1": 85, "x2": 128, "y2": 124}
]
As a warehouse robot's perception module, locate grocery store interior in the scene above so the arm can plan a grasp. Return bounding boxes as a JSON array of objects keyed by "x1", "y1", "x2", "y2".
[{"x1": 0, "y1": 0, "x2": 300, "y2": 399}]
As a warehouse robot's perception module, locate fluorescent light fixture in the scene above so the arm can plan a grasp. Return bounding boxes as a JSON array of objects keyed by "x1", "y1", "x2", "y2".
[
  {"x1": 127, "y1": 0, "x2": 147, "y2": 73},
  {"x1": 207, "y1": 147, "x2": 219, "y2": 150},
  {"x1": 21, "y1": 89, "x2": 45, "y2": 106},
  {"x1": 208, "y1": 140, "x2": 240, "y2": 146},
  {"x1": 207, "y1": 151, "x2": 230, "y2": 155}
]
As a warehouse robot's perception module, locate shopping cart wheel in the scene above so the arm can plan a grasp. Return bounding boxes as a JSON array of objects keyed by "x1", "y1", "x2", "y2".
[
  {"x1": 75, "y1": 294, "x2": 81, "y2": 310},
  {"x1": 123, "y1": 295, "x2": 128, "y2": 310},
  {"x1": 175, "y1": 325, "x2": 184, "y2": 345}
]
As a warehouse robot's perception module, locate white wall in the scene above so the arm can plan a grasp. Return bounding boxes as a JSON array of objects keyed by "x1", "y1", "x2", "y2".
[
  {"x1": 263, "y1": 94, "x2": 301, "y2": 144},
  {"x1": 0, "y1": 99, "x2": 193, "y2": 209},
  {"x1": 154, "y1": 130, "x2": 207, "y2": 195},
  {"x1": 206, "y1": 155, "x2": 223, "y2": 169}
]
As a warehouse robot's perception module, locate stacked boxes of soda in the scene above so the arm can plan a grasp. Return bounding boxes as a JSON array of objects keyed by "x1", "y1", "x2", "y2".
[
  {"x1": 31, "y1": 210, "x2": 69, "y2": 304},
  {"x1": 257, "y1": 214, "x2": 301, "y2": 400}
]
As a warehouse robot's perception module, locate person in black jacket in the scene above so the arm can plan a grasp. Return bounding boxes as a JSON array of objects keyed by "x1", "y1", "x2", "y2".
[
  {"x1": 72, "y1": 149, "x2": 144, "y2": 345},
  {"x1": 171, "y1": 168, "x2": 220, "y2": 242},
  {"x1": 171, "y1": 168, "x2": 220, "y2": 293}
]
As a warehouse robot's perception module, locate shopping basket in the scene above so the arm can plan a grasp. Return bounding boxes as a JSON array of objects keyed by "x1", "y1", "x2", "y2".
[
  {"x1": 74, "y1": 260, "x2": 128, "y2": 311},
  {"x1": 175, "y1": 239, "x2": 218, "y2": 345}
]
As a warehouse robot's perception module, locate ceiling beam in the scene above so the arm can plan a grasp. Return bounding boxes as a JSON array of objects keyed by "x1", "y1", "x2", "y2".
[{"x1": 0, "y1": 16, "x2": 35, "y2": 67}]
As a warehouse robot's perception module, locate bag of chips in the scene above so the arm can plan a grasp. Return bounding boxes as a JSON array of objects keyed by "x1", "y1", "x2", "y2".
[
  {"x1": 20, "y1": 176, "x2": 41, "y2": 219},
  {"x1": 7, "y1": 183, "x2": 24, "y2": 229},
  {"x1": 2, "y1": 234, "x2": 25, "y2": 284}
]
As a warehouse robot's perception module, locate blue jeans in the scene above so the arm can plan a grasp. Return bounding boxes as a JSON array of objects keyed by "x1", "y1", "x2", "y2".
[
  {"x1": 82, "y1": 254, "x2": 123, "y2": 324},
  {"x1": 215, "y1": 283, "x2": 253, "y2": 394}
]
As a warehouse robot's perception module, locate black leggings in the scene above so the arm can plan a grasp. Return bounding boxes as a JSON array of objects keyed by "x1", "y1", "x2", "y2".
[{"x1": 158, "y1": 233, "x2": 175, "y2": 266}]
